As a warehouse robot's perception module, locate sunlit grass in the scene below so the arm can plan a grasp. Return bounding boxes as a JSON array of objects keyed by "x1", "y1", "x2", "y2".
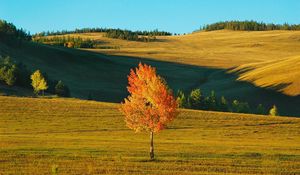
[
  {"x1": 38, "y1": 30, "x2": 300, "y2": 96},
  {"x1": 1, "y1": 96, "x2": 299, "y2": 174}
]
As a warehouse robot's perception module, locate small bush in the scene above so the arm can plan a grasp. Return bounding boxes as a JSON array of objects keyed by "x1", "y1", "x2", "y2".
[
  {"x1": 55, "y1": 80, "x2": 70, "y2": 97},
  {"x1": 256, "y1": 104, "x2": 267, "y2": 115},
  {"x1": 218, "y1": 96, "x2": 229, "y2": 112}
]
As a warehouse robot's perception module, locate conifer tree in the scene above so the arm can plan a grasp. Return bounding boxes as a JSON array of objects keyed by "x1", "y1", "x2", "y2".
[{"x1": 188, "y1": 88, "x2": 202, "y2": 109}]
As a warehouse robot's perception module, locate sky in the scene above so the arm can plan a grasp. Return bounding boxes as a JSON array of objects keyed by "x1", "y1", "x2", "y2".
[{"x1": 0, "y1": 0, "x2": 299, "y2": 34}]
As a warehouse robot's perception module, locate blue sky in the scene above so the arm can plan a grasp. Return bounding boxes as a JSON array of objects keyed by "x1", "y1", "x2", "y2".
[{"x1": 0, "y1": 0, "x2": 299, "y2": 34}]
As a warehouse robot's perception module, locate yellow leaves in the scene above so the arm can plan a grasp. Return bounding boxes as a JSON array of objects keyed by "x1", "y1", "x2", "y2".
[
  {"x1": 30, "y1": 70, "x2": 48, "y2": 94},
  {"x1": 120, "y1": 63, "x2": 178, "y2": 133}
]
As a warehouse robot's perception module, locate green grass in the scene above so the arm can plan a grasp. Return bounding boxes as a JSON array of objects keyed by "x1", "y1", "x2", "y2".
[{"x1": 1, "y1": 96, "x2": 299, "y2": 174}]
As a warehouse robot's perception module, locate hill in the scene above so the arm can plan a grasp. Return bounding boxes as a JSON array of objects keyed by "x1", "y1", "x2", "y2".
[
  {"x1": 0, "y1": 41, "x2": 211, "y2": 102},
  {"x1": 43, "y1": 30, "x2": 300, "y2": 68},
  {"x1": 231, "y1": 56, "x2": 300, "y2": 96},
  {"x1": 17, "y1": 30, "x2": 300, "y2": 116},
  {"x1": 1, "y1": 39, "x2": 300, "y2": 116},
  {"x1": 1, "y1": 96, "x2": 299, "y2": 174},
  {"x1": 38, "y1": 30, "x2": 300, "y2": 96}
]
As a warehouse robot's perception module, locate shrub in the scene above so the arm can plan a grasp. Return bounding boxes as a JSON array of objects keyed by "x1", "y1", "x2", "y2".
[
  {"x1": 256, "y1": 104, "x2": 267, "y2": 115},
  {"x1": 231, "y1": 100, "x2": 250, "y2": 113},
  {"x1": 238, "y1": 102, "x2": 250, "y2": 113},
  {"x1": 55, "y1": 80, "x2": 70, "y2": 97},
  {"x1": 218, "y1": 96, "x2": 229, "y2": 112}
]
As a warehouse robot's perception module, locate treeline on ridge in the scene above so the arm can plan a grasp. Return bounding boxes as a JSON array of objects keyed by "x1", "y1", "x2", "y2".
[
  {"x1": 199, "y1": 20, "x2": 300, "y2": 31},
  {"x1": 0, "y1": 19, "x2": 31, "y2": 45},
  {"x1": 32, "y1": 36, "x2": 98, "y2": 48},
  {"x1": 33, "y1": 28, "x2": 172, "y2": 42},
  {"x1": 105, "y1": 29, "x2": 157, "y2": 42},
  {"x1": 33, "y1": 28, "x2": 172, "y2": 37}
]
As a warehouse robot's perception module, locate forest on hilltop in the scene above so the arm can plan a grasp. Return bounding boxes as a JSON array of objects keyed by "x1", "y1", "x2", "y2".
[{"x1": 199, "y1": 20, "x2": 300, "y2": 31}]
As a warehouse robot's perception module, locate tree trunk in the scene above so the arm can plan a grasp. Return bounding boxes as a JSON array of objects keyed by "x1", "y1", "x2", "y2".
[{"x1": 150, "y1": 131, "x2": 154, "y2": 160}]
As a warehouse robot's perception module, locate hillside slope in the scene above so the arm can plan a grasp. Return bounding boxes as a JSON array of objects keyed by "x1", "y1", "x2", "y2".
[
  {"x1": 231, "y1": 56, "x2": 300, "y2": 96},
  {"x1": 43, "y1": 30, "x2": 300, "y2": 96},
  {"x1": 1, "y1": 31, "x2": 300, "y2": 116},
  {"x1": 0, "y1": 41, "x2": 213, "y2": 102},
  {"x1": 49, "y1": 30, "x2": 300, "y2": 68},
  {"x1": 1, "y1": 96, "x2": 300, "y2": 174}
]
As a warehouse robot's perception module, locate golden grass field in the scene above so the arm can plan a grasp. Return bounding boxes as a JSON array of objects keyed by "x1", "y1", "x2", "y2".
[
  {"x1": 231, "y1": 56, "x2": 300, "y2": 96},
  {"x1": 2, "y1": 30, "x2": 300, "y2": 116},
  {"x1": 1, "y1": 96, "x2": 300, "y2": 174},
  {"x1": 48, "y1": 30, "x2": 300, "y2": 96}
]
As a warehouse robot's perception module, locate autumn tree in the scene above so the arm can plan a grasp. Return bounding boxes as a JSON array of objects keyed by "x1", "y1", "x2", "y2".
[
  {"x1": 120, "y1": 63, "x2": 178, "y2": 160},
  {"x1": 269, "y1": 105, "x2": 279, "y2": 116},
  {"x1": 31, "y1": 70, "x2": 48, "y2": 95}
]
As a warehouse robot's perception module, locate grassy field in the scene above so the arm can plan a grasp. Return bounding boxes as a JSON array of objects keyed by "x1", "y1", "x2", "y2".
[
  {"x1": 1, "y1": 96, "x2": 300, "y2": 174},
  {"x1": 45, "y1": 30, "x2": 300, "y2": 96},
  {"x1": 230, "y1": 55, "x2": 300, "y2": 96},
  {"x1": 47, "y1": 30, "x2": 300, "y2": 68},
  {"x1": 2, "y1": 30, "x2": 300, "y2": 116}
]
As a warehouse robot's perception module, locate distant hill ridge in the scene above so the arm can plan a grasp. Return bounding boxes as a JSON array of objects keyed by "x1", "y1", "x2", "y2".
[{"x1": 198, "y1": 20, "x2": 300, "y2": 31}]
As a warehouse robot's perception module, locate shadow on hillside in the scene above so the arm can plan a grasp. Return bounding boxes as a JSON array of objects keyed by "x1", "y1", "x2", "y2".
[
  {"x1": 1, "y1": 41, "x2": 300, "y2": 117},
  {"x1": 96, "y1": 53, "x2": 300, "y2": 117},
  {"x1": 264, "y1": 83, "x2": 292, "y2": 93}
]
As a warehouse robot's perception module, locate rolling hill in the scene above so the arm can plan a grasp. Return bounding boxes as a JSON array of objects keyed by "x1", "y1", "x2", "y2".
[
  {"x1": 1, "y1": 96, "x2": 299, "y2": 174},
  {"x1": 231, "y1": 55, "x2": 300, "y2": 96},
  {"x1": 0, "y1": 40, "x2": 216, "y2": 102},
  {"x1": 47, "y1": 30, "x2": 300, "y2": 67},
  {"x1": 2, "y1": 29, "x2": 300, "y2": 116},
  {"x1": 39, "y1": 30, "x2": 300, "y2": 96}
]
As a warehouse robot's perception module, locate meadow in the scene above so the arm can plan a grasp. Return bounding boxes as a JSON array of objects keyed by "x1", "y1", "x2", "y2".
[
  {"x1": 2, "y1": 31, "x2": 300, "y2": 116},
  {"x1": 50, "y1": 30, "x2": 300, "y2": 96},
  {"x1": 1, "y1": 96, "x2": 299, "y2": 174}
]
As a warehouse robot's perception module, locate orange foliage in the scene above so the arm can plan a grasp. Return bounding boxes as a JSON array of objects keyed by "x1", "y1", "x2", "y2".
[{"x1": 120, "y1": 63, "x2": 178, "y2": 133}]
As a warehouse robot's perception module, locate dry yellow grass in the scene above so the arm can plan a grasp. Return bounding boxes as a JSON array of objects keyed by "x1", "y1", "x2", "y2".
[
  {"x1": 1, "y1": 96, "x2": 300, "y2": 174},
  {"x1": 55, "y1": 30, "x2": 300, "y2": 68},
  {"x1": 44, "y1": 30, "x2": 300, "y2": 96},
  {"x1": 231, "y1": 56, "x2": 300, "y2": 96}
]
